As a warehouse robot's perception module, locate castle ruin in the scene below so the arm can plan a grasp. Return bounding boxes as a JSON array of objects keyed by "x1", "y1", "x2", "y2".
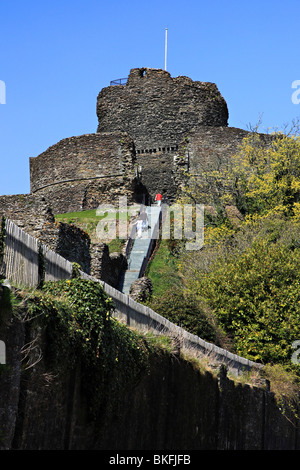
[
  {"x1": 0, "y1": 67, "x2": 264, "y2": 278},
  {"x1": 28, "y1": 67, "x2": 253, "y2": 212}
]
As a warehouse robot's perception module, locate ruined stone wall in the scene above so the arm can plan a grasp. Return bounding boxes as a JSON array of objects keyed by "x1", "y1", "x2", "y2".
[
  {"x1": 90, "y1": 242, "x2": 127, "y2": 288},
  {"x1": 25, "y1": 68, "x2": 265, "y2": 207},
  {"x1": 135, "y1": 127, "x2": 254, "y2": 202},
  {"x1": 135, "y1": 148, "x2": 179, "y2": 202},
  {"x1": 29, "y1": 132, "x2": 138, "y2": 214},
  {"x1": 0, "y1": 193, "x2": 132, "y2": 284},
  {"x1": 97, "y1": 68, "x2": 229, "y2": 152},
  {"x1": 186, "y1": 126, "x2": 250, "y2": 174},
  {"x1": 2, "y1": 68, "x2": 271, "y2": 215},
  {"x1": 134, "y1": 127, "x2": 256, "y2": 202},
  {"x1": 96, "y1": 68, "x2": 253, "y2": 202},
  {"x1": 32, "y1": 176, "x2": 138, "y2": 215},
  {"x1": 0, "y1": 194, "x2": 91, "y2": 273},
  {"x1": 181, "y1": 127, "x2": 274, "y2": 204},
  {"x1": 0, "y1": 194, "x2": 55, "y2": 239}
]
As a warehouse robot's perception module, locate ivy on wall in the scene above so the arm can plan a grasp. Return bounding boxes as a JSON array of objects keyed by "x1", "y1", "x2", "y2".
[{"x1": 25, "y1": 278, "x2": 153, "y2": 419}]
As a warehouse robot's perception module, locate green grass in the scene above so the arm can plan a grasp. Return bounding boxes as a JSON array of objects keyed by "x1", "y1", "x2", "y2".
[
  {"x1": 145, "y1": 239, "x2": 183, "y2": 299},
  {"x1": 107, "y1": 237, "x2": 126, "y2": 253},
  {"x1": 55, "y1": 209, "x2": 98, "y2": 221},
  {"x1": 55, "y1": 209, "x2": 129, "y2": 221},
  {"x1": 55, "y1": 209, "x2": 101, "y2": 242},
  {"x1": 55, "y1": 209, "x2": 130, "y2": 251}
]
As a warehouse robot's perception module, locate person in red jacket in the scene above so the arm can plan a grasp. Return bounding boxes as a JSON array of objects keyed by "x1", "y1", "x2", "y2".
[{"x1": 155, "y1": 193, "x2": 162, "y2": 206}]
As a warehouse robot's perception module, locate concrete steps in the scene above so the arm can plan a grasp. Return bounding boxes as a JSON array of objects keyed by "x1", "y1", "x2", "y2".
[{"x1": 119, "y1": 205, "x2": 161, "y2": 294}]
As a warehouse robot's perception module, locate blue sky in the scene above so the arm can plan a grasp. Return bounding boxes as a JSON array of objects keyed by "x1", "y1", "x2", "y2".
[{"x1": 1, "y1": 0, "x2": 300, "y2": 196}]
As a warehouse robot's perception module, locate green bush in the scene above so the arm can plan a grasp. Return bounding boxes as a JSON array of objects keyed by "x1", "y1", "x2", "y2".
[
  {"x1": 149, "y1": 290, "x2": 217, "y2": 343},
  {"x1": 198, "y1": 239, "x2": 300, "y2": 366}
]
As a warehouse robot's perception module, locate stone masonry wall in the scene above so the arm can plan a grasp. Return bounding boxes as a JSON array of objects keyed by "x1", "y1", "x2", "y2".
[
  {"x1": 187, "y1": 126, "x2": 250, "y2": 173},
  {"x1": 30, "y1": 132, "x2": 138, "y2": 214},
  {"x1": 0, "y1": 194, "x2": 55, "y2": 239},
  {"x1": 90, "y1": 242, "x2": 127, "y2": 288},
  {"x1": 32, "y1": 176, "x2": 138, "y2": 215},
  {"x1": 181, "y1": 127, "x2": 274, "y2": 204},
  {"x1": 25, "y1": 68, "x2": 268, "y2": 207},
  {"x1": 97, "y1": 68, "x2": 229, "y2": 151},
  {"x1": 96, "y1": 68, "x2": 256, "y2": 202},
  {"x1": 0, "y1": 68, "x2": 273, "y2": 278},
  {"x1": 134, "y1": 127, "x2": 253, "y2": 203},
  {"x1": 0, "y1": 194, "x2": 91, "y2": 273},
  {"x1": 135, "y1": 148, "x2": 179, "y2": 202}
]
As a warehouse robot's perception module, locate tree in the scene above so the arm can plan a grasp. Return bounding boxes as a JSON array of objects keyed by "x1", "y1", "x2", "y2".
[
  {"x1": 196, "y1": 239, "x2": 300, "y2": 365},
  {"x1": 231, "y1": 132, "x2": 300, "y2": 218},
  {"x1": 179, "y1": 127, "x2": 300, "y2": 221}
]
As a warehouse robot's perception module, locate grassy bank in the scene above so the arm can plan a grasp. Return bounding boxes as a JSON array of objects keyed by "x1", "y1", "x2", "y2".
[{"x1": 55, "y1": 209, "x2": 130, "y2": 252}]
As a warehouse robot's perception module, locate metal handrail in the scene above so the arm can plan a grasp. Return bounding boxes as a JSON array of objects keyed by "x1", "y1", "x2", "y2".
[{"x1": 110, "y1": 78, "x2": 128, "y2": 86}]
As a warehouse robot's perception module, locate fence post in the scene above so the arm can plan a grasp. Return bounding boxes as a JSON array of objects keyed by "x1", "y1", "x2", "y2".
[
  {"x1": 0, "y1": 216, "x2": 6, "y2": 279},
  {"x1": 0, "y1": 340, "x2": 5, "y2": 364},
  {"x1": 38, "y1": 242, "x2": 45, "y2": 288}
]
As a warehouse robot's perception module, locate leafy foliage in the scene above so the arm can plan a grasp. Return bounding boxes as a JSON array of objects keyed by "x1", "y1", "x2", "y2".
[
  {"x1": 174, "y1": 128, "x2": 300, "y2": 374},
  {"x1": 26, "y1": 278, "x2": 151, "y2": 418},
  {"x1": 149, "y1": 290, "x2": 217, "y2": 342},
  {"x1": 179, "y1": 131, "x2": 300, "y2": 223},
  {"x1": 230, "y1": 132, "x2": 300, "y2": 218},
  {"x1": 145, "y1": 239, "x2": 183, "y2": 298},
  {"x1": 194, "y1": 237, "x2": 300, "y2": 366},
  {"x1": 144, "y1": 238, "x2": 220, "y2": 341}
]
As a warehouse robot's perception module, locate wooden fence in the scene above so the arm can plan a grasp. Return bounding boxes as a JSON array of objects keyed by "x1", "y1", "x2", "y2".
[
  {"x1": 4, "y1": 219, "x2": 40, "y2": 287},
  {"x1": 1, "y1": 218, "x2": 263, "y2": 376},
  {"x1": 3, "y1": 219, "x2": 73, "y2": 286}
]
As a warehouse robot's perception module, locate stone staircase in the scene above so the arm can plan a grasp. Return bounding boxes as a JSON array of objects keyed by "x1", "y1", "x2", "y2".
[{"x1": 119, "y1": 205, "x2": 161, "y2": 294}]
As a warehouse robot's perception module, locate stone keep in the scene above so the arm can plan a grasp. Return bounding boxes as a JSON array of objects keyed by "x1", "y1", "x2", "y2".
[
  {"x1": 96, "y1": 68, "x2": 250, "y2": 202},
  {"x1": 97, "y1": 68, "x2": 229, "y2": 148},
  {"x1": 28, "y1": 67, "x2": 256, "y2": 211}
]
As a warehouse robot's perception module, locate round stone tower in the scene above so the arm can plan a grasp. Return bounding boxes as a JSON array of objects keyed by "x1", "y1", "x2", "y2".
[
  {"x1": 96, "y1": 68, "x2": 229, "y2": 201},
  {"x1": 29, "y1": 132, "x2": 138, "y2": 213},
  {"x1": 97, "y1": 67, "x2": 228, "y2": 151}
]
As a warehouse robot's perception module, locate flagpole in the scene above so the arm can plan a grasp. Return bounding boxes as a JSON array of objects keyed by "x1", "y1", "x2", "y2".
[{"x1": 165, "y1": 28, "x2": 168, "y2": 71}]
